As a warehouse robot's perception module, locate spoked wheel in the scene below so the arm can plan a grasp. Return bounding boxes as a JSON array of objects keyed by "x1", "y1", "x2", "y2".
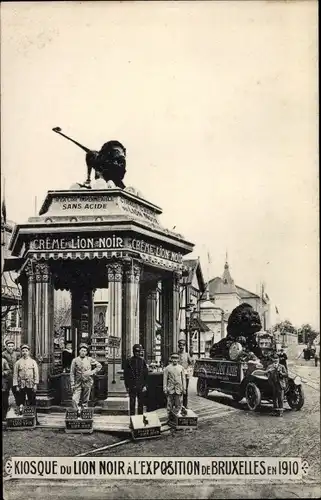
[
  {"x1": 286, "y1": 386, "x2": 305, "y2": 410},
  {"x1": 197, "y1": 378, "x2": 209, "y2": 397},
  {"x1": 245, "y1": 382, "x2": 261, "y2": 411}
]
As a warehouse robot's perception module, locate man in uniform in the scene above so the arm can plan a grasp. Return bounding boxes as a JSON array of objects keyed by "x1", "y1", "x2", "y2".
[
  {"x1": 278, "y1": 348, "x2": 288, "y2": 371},
  {"x1": 70, "y1": 343, "x2": 102, "y2": 410},
  {"x1": 124, "y1": 344, "x2": 149, "y2": 416},
  {"x1": 2, "y1": 339, "x2": 20, "y2": 406},
  {"x1": 267, "y1": 353, "x2": 287, "y2": 416},
  {"x1": 163, "y1": 353, "x2": 186, "y2": 415},
  {"x1": 13, "y1": 344, "x2": 40, "y2": 423},
  {"x1": 178, "y1": 339, "x2": 193, "y2": 408},
  {"x1": 2, "y1": 357, "x2": 10, "y2": 421}
]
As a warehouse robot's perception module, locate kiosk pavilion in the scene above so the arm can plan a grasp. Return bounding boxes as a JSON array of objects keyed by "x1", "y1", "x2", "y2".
[{"x1": 7, "y1": 184, "x2": 194, "y2": 412}]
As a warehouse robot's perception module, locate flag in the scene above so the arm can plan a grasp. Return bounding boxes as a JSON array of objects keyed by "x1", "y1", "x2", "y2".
[{"x1": 275, "y1": 306, "x2": 279, "y2": 314}]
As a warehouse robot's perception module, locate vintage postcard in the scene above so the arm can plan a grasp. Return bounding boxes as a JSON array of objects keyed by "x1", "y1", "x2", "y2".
[{"x1": 1, "y1": 1, "x2": 319, "y2": 499}]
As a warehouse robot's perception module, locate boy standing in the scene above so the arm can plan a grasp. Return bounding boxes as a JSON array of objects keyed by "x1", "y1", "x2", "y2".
[{"x1": 163, "y1": 353, "x2": 186, "y2": 415}]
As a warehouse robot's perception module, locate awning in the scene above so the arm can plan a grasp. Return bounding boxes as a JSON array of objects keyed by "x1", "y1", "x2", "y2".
[
  {"x1": 189, "y1": 316, "x2": 210, "y2": 332},
  {"x1": 3, "y1": 257, "x2": 24, "y2": 273}
]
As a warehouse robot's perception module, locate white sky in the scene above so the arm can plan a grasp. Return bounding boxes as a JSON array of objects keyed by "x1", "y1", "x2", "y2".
[{"x1": 1, "y1": 1, "x2": 319, "y2": 329}]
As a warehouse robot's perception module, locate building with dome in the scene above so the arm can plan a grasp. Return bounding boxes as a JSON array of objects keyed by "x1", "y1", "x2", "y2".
[{"x1": 203, "y1": 257, "x2": 271, "y2": 337}]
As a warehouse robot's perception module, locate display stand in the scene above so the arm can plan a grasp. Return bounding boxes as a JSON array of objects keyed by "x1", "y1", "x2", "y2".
[
  {"x1": 130, "y1": 413, "x2": 161, "y2": 440},
  {"x1": 6, "y1": 406, "x2": 36, "y2": 431},
  {"x1": 65, "y1": 408, "x2": 94, "y2": 434},
  {"x1": 168, "y1": 409, "x2": 198, "y2": 430}
]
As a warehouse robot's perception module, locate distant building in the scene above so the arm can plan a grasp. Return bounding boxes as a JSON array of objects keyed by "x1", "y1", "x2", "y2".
[
  {"x1": 1, "y1": 217, "x2": 22, "y2": 347},
  {"x1": 204, "y1": 257, "x2": 271, "y2": 334},
  {"x1": 178, "y1": 258, "x2": 210, "y2": 358}
]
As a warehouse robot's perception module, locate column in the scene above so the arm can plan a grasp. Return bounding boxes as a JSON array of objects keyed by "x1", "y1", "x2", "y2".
[
  {"x1": 71, "y1": 287, "x2": 94, "y2": 353},
  {"x1": 105, "y1": 261, "x2": 128, "y2": 413},
  {"x1": 24, "y1": 260, "x2": 36, "y2": 352},
  {"x1": 144, "y1": 287, "x2": 157, "y2": 363},
  {"x1": 123, "y1": 261, "x2": 141, "y2": 361},
  {"x1": 34, "y1": 262, "x2": 55, "y2": 410},
  {"x1": 161, "y1": 272, "x2": 181, "y2": 365}
]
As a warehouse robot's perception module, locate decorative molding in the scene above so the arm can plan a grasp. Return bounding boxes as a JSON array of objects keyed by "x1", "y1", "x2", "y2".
[
  {"x1": 107, "y1": 262, "x2": 123, "y2": 282},
  {"x1": 24, "y1": 260, "x2": 36, "y2": 283},
  {"x1": 173, "y1": 271, "x2": 182, "y2": 292},
  {"x1": 124, "y1": 262, "x2": 141, "y2": 283},
  {"x1": 35, "y1": 262, "x2": 51, "y2": 283}
]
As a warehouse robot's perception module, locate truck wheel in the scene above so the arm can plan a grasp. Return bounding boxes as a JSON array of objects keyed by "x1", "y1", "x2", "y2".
[
  {"x1": 197, "y1": 378, "x2": 209, "y2": 398},
  {"x1": 287, "y1": 386, "x2": 305, "y2": 410},
  {"x1": 245, "y1": 382, "x2": 261, "y2": 411}
]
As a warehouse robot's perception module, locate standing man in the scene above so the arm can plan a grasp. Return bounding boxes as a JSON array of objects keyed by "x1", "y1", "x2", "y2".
[
  {"x1": 178, "y1": 339, "x2": 193, "y2": 408},
  {"x1": 13, "y1": 345, "x2": 40, "y2": 422},
  {"x1": 314, "y1": 343, "x2": 320, "y2": 367},
  {"x1": 278, "y1": 348, "x2": 288, "y2": 371},
  {"x1": 70, "y1": 343, "x2": 102, "y2": 410},
  {"x1": 163, "y1": 353, "x2": 186, "y2": 415},
  {"x1": 267, "y1": 354, "x2": 287, "y2": 416},
  {"x1": 2, "y1": 357, "x2": 10, "y2": 421},
  {"x1": 124, "y1": 344, "x2": 148, "y2": 416},
  {"x1": 2, "y1": 339, "x2": 20, "y2": 406}
]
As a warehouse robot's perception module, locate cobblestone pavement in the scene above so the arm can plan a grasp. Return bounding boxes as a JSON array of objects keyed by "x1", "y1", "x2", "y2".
[{"x1": 3, "y1": 363, "x2": 320, "y2": 499}]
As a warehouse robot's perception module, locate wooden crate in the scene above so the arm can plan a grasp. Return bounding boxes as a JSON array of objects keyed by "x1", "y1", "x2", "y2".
[
  {"x1": 130, "y1": 413, "x2": 161, "y2": 440},
  {"x1": 168, "y1": 409, "x2": 198, "y2": 430},
  {"x1": 65, "y1": 408, "x2": 93, "y2": 434},
  {"x1": 6, "y1": 406, "x2": 36, "y2": 431}
]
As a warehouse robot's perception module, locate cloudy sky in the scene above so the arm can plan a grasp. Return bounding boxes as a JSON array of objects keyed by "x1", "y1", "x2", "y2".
[{"x1": 1, "y1": 1, "x2": 318, "y2": 329}]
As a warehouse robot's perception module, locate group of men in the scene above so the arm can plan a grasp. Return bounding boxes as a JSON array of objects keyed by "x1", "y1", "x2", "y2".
[
  {"x1": 2, "y1": 340, "x2": 39, "y2": 422},
  {"x1": 2, "y1": 336, "x2": 195, "y2": 422}
]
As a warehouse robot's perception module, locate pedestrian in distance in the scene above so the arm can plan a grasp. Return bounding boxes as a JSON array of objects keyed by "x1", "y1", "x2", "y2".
[
  {"x1": 267, "y1": 353, "x2": 287, "y2": 417},
  {"x1": 2, "y1": 357, "x2": 10, "y2": 421},
  {"x1": 314, "y1": 344, "x2": 320, "y2": 367},
  {"x1": 124, "y1": 344, "x2": 148, "y2": 416},
  {"x1": 70, "y1": 343, "x2": 102, "y2": 411},
  {"x1": 13, "y1": 344, "x2": 40, "y2": 424},
  {"x1": 177, "y1": 339, "x2": 193, "y2": 408},
  {"x1": 2, "y1": 339, "x2": 20, "y2": 406},
  {"x1": 163, "y1": 353, "x2": 186, "y2": 416}
]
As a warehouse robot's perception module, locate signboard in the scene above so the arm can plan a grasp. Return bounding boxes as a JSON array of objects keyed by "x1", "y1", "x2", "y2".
[
  {"x1": 108, "y1": 336, "x2": 121, "y2": 349},
  {"x1": 193, "y1": 359, "x2": 242, "y2": 383},
  {"x1": 29, "y1": 235, "x2": 183, "y2": 264},
  {"x1": 130, "y1": 414, "x2": 161, "y2": 441},
  {"x1": 168, "y1": 409, "x2": 198, "y2": 430},
  {"x1": 7, "y1": 416, "x2": 36, "y2": 430},
  {"x1": 65, "y1": 409, "x2": 93, "y2": 434}
]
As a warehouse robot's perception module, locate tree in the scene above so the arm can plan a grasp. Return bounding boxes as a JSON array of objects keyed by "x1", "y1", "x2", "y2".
[
  {"x1": 272, "y1": 320, "x2": 296, "y2": 335},
  {"x1": 297, "y1": 324, "x2": 319, "y2": 345},
  {"x1": 272, "y1": 320, "x2": 297, "y2": 347}
]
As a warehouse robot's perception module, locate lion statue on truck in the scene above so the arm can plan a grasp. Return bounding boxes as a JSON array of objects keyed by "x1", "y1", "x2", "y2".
[{"x1": 209, "y1": 303, "x2": 263, "y2": 361}]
